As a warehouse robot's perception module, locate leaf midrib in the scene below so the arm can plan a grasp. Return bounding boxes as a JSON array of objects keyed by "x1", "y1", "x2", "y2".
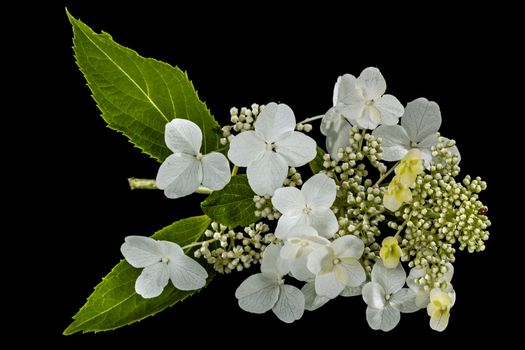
[{"x1": 76, "y1": 23, "x2": 170, "y2": 123}]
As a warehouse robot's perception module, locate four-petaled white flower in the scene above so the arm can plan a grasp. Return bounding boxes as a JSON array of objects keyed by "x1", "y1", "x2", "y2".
[
  {"x1": 235, "y1": 244, "x2": 305, "y2": 323},
  {"x1": 320, "y1": 75, "x2": 354, "y2": 159},
  {"x1": 228, "y1": 102, "x2": 317, "y2": 196},
  {"x1": 121, "y1": 236, "x2": 208, "y2": 298},
  {"x1": 373, "y1": 98, "x2": 461, "y2": 168},
  {"x1": 280, "y1": 225, "x2": 330, "y2": 281},
  {"x1": 156, "y1": 119, "x2": 231, "y2": 199},
  {"x1": 306, "y1": 235, "x2": 366, "y2": 299},
  {"x1": 272, "y1": 173, "x2": 338, "y2": 239},
  {"x1": 322, "y1": 67, "x2": 404, "y2": 131},
  {"x1": 362, "y1": 260, "x2": 418, "y2": 332}
]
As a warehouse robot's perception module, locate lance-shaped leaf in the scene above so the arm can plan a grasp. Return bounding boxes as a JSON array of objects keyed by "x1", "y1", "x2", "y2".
[
  {"x1": 64, "y1": 215, "x2": 212, "y2": 335},
  {"x1": 67, "y1": 11, "x2": 221, "y2": 161}
]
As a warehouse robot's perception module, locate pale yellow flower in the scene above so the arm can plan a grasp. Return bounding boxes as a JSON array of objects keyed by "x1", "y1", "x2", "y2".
[
  {"x1": 383, "y1": 176, "x2": 412, "y2": 212},
  {"x1": 379, "y1": 236, "x2": 403, "y2": 268},
  {"x1": 395, "y1": 148, "x2": 424, "y2": 187},
  {"x1": 427, "y1": 288, "x2": 455, "y2": 332}
]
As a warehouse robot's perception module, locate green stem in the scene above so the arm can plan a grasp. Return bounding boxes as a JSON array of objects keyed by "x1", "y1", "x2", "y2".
[
  {"x1": 128, "y1": 178, "x2": 157, "y2": 190},
  {"x1": 394, "y1": 211, "x2": 413, "y2": 239},
  {"x1": 375, "y1": 161, "x2": 399, "y2": 186},
  {"x1": 181, "y1": 238, "x2": 215, "y2": 251},
  {"x1": 297, "y1": 114, "x2": 324, "y2": 125},
  {"x1": 232, "y1": 165, "x2": 239, "y2": 176},
  {"x1": 127, "y1": 177, "x2": 212, "y2": 194}
]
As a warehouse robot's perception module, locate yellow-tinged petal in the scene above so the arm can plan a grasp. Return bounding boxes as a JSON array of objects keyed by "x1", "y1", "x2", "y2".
[
  {"x1": 380, "y1": 236, "x2": 403, "y2": 268},
  {"x1": 383, "y1": 176, "x2": 412, "y2": 212},
  {"x1": 427, "y1": 288, "x2": 453, "y2": 332},
  {"x1": 395, "y1": 149, "x2": 425, "y2": 187},
  {"x1": 383, "y1": 192, "x2": 402, "y2": 212}
]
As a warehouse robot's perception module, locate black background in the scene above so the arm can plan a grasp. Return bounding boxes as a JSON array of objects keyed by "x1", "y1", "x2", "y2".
[{"x1": 43, "y1": 0, "x2": 515, "y2": 345}]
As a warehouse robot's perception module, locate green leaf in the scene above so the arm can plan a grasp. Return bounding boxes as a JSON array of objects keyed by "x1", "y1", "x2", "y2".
[
  {"x1": 67, "y1": 11, "x2": 221, "y2": 161},
  {"x1": 201, "y1": 175, "x2": 259, "y2": 227},
  {"x1": 64, "y1": 215, "x2": 212, "y2": 335},
  {"x1": 309, "y1": 147, "x2": 326, "y2": 174}
]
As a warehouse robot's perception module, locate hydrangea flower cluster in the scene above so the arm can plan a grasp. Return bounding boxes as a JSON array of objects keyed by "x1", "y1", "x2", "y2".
[{"x1": 121, "y1": 67, "x2": 491, "y2": 332}]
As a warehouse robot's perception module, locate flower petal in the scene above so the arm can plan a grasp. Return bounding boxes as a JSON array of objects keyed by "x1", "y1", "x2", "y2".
[
  {"x1": 275, "y1": 214, "x2": 307, "y2": 239},
  {"x1": 335, "y1": 74, "x2": 360, "y2": 105},
  {"x1": 429, "y1": 309, "x2": 450, "y2": 332},
  {"x1": 286, "y1": 224, "x2": 320, "y2": 239},
  {"x1": 302, "y1": 282, "x2": 330, "y2": 311},
  {"x1": 356, "y1": 105, "x2": 381, "y2": 130},
  {"x1": 391, "y1": 288, "x2": 419, "y2": 313},
  {"x1": 375, "y1": 95, "x2": 404, "y2": 125},
  {"x1": 121, "y1": 236, "x2": 161, "y2": 268},
  {"x1": 341, "y1": 101, "x2": 365, "y2": 125},
  {"x1": 272, "y1": 285, "x2": 305, "y2": 323},
  {"x1": 331, "y1": 235, "x2": 364, "y2": 259},
  {"x1": 401, "y1": 98, "x2": 442, "y2": 142},
  {"x1": 280, "y1": 240, "x2": 302, "y2": 261},
  {"x1": 366, "y1": 304, "x2": 401, "y2": 332},
  {"x1": 308, "y1": 207, "x2": 338, "y2": 239},
  {"x1": 357, "y1": 67, "x2": 386, "y2": 100},
  {"x1": 164, "y1": 119, "x2": 202, "y2": 155},
  {"x1": 315, "y1": 271, "x2": 345, "y2": 299},
  {"x1": 135, "y1": 262, "x2": 170, "y2": 298},
  {"x1": 254, "y1": 102, "x2": 296, "y2": 143},
  {"x1": 235, "y1": 273, "x2": 280, "y2": 314},
  {"x1": 168, "y1": 254, "x2": 208, "y2": 291},
  {"x1": 336, "y1": 259, "x2": 366, "y2": 287},
  {"x1": 156, "y1": 153, "x2": 202, "y2": 199},
  {"x1": 362, "y1": 282, "x2": 386, "y2": 309},
  {"x1": 372, "y1": 260, "x2": 406, "y2": 294},
  {"x1": 271, "y1": 187, "x2": 306, "y2": 215},
  {"x1": 227, "y1": 131, "x2": 265, "y2": 167},
  {"x1": 406, "y1": 266, "x2": 425, "y2": 290},
  {"x1": 275, "y1": 132, "x2": 317, "y2": 167},
  {"x1": 156, "y1": 240, "x2": 184, "y2": 258},
  {"x1": 306, "y1": 246, "x2": 333, "y2": 275},
  {"x1": 341, "y1": 285, "x2": 362, "y2": 297},
  {"x1": 246, "y1": 151, "x2": 288, "y2": 196},
  {"x1": 302, "y1": 173, "x2": 336, "y2": 209},
  {"x1": 289, "y1": 254, "x2": 315, "y2": 282},
  {"x1": 201, "y1": 152, "x2": 231, "y2": 190},
  {"x1": 321, "y1": 110, "x2": 353, "y2": 160},
  {"x1": 372, "y1": 125, "x2": 410, "y2": 162},
  {"x1": 261, "y1": 244, "x2": 289, "y2": 278}
]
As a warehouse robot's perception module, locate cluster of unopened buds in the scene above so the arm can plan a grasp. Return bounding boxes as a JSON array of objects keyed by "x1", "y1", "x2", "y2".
[{"x1": 120, "y1": 67, "x2": 490, "y2": 332}]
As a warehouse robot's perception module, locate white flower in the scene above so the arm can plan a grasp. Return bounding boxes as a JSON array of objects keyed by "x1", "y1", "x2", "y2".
[
  {"x1": 280, "y1": 225, "x2": 330, "y2": 281},
  {"x1": 362, "y1": 260, "x2": 418, "y2": 332},
  {"x1": 323, "y1": 68, "x2": 404, "y2": 131},
  {"x1": 228, "y1": 102, "x2": 317, "y2": 196},
  {"x1": 156, "y1": 119, "x2": 231, "y2": 199},
  {"x1": 320, "y1": 75, "x2": 353, "y2": 159},
  {"x1": 121, "y1": 236, "x2": 208, "y2": 298},
  {"x1": 427, "y1": 288, "x2": 456, "y2": 332},
  {"x1": 235, "y1": 244, "x2": 305, "y2": 323},
  {"x1": 407, "y1": 263, "x2": 454, "y2": 309},
  {"x1": 272, "y1": 173, "x2": 338, "y2": 239},
  {"x1": 372, "y1": 98, "x2": 461, "y2": 168},
  {"x1": 307, "y1": 235, "x2": 366, "y2": 299}
]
